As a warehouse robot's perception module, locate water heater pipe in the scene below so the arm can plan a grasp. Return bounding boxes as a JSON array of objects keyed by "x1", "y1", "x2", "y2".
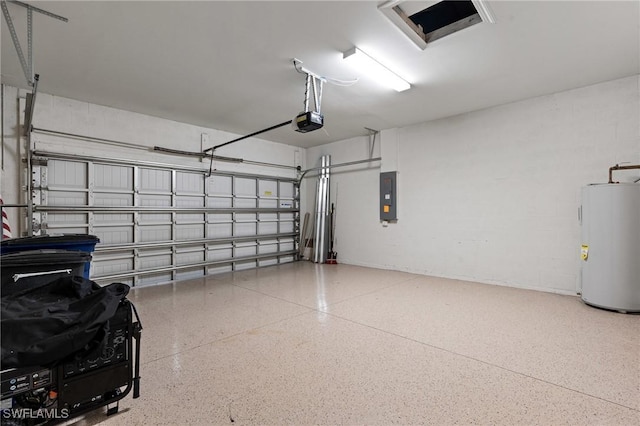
[{"x1": 608, "y1": 164, "x2": 640, "y2": 183}]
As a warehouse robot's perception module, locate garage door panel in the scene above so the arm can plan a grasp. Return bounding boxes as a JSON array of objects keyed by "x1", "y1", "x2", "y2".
[
  {"x1": 93, "y1": 213, "x2": 133, "y2": 225},
  {"x1": 280, "y1": 221, "x2": 294, "y2": 233},
  {"x1": 48, "y1": 160, "x2": 87, "y2": 188},
  {"x1": 35, "y1": 153, "x2": 298, "y2": 287},
  {"x1": 258, "y1": 221, "x2": 278, "y2": 235},
  {"x1": 208, "y1": 222, "x2": 232, "y2": 238},
  {"x1": 140, "y1": 225, "x2": 172, "y2": 242},
  {"x1": 176, "y1": 172, "x2": 204, "y2": 194},
  {"x1": 235, "y1": 198, "x2": 256, "y2": 208},
  {"x1": 235, "y1": 222, "x2": 257, "y2": 237},
  {"x1": 139, "y1": 213, "x2": 172, "y2": 223},
  {"x1": 140, "y1": 195, "x2": 171, "y2": 207},
  {"x1": 176, "y1": 248, "x2": 204, "y2": 262},
  {"x1": 47, "y1": 212, "x2": 87, "y2": 226},
  {"x1": 258, "y1": 258, "x2": 278, "y2": 267},
  {"x1": 208, "y1": 176, "x2": 232, "y2": 194},
  {"x1": 94, "y1": 164, "x2": 133, "y2": 190},
  {"x1": 47, "y1": 191, "x2": 87, "y2": 206},
  {"x1": 207, "y1": 196, "x2": 232, "y2": 208},
  {"x1": 258, "y1": 198, "x2": 278, "y2": 208},
  {"x1": 139, "y1": 249, "x2": 172, "y2": 270},
  {"x1": 94, "y1": 192, "x2": 134, "y2": 207},
  {"x1": 258, "y1": 180, "x2": 277, "y2": 197},
  {"x1": 280, "y1": 239, "x2": 294, "y2": 251},
  {"x1": 176, "y1": 223, "x2": 205, "y2": 240},
  {"x1": 176, "y1": 212, "x2": 205, "y2": 223},
  {"x1": 95, "y1": 226, "x2": 134, "y2": 245},
  {"x1": 45, "y1": 225, "x2": 88, "y2": 234},
  {"x1": 235, "y1": 243, "x2": 257, "y2": 257},
  {"x1": 208, "y1": 245, "x2": 233, "y2": 261},
  {"x1": 140, "y1": 169, "x2": 171, "y2": 191},
  {"x1": 207, "y1": 264, "x2": 233, "y2": 275},
  {"x1": 175, "y1": 195, "x2": 204, "y2": 208},
  {"x1": 279, "y1": 182, "x2": 294, "y2": 198},
  {"x1": 137, "y1": 273, "x2": 172, "y2": 287},
  {"x1": 235, "y1": 178, "x2": 256, "y2": 195},
  {"x1": 234, "y1": 260, "x2": 257, "y2": 271},
  {"x1": 258, "y1": 240, "x2": 278, "y2": 254},
  {"x1": 91, "y1": 256, "x2": 134, "y2": 277}
]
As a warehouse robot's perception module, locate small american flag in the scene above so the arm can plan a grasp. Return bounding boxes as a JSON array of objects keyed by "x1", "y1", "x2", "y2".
[{"x1": 1, "y1": 196, "x2": 12, "y2": 239}]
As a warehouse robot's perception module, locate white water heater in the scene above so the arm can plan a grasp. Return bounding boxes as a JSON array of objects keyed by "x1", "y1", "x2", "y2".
[{"x1": 580, "y1": 183, "x2": 640, "y2": 313}]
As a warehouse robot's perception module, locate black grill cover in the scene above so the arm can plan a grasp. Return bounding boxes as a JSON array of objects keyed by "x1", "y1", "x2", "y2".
[
  {"x1": 1, "y1": 249, "x2": 92, "y2": 296},
  {"x1": 1, "y1": 276, "x2": 129, "y2": 369}
]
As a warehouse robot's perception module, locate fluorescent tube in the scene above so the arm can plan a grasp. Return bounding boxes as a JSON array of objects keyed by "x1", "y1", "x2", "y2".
[{"x1": 343, "y1": 47, "x2": 411, "y2": 92}]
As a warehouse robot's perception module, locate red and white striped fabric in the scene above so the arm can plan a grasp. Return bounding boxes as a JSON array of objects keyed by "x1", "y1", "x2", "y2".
[{"x1": 1, "y1": 197, "x2": 12, "y2": 239}]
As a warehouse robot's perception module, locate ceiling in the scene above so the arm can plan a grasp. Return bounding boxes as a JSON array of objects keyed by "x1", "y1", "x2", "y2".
[{"x1": 2, "y1": 1, "x2": 639, "y2": 149}]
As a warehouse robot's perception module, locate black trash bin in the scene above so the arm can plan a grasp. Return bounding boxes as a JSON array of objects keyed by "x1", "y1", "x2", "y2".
[
  {"x1": 1, "y1": 234, "x2": 99, "y2": 278},
  {"x1": 1, "y1": 249, "x2": 92, "y2": 296}
]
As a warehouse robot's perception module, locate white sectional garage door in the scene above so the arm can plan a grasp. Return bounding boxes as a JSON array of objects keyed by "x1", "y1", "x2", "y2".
[{"x1": 31, "y1": 152, "x2": 299, "y2": 287}]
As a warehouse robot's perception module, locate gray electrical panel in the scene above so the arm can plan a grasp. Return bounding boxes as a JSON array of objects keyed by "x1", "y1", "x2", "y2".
[{"x1": 380, "y1": 171, "x2": 397, "y2": 221}]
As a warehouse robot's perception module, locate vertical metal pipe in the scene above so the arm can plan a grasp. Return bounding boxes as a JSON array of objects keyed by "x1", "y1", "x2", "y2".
[
  {"x1": 313, "y1": 155, "x2": 331, "y2": 263},
  {"x1": 312, "y1": 168, "x2": 323, "y2": 262},
  {"x1": 318, "y1": 158, "x2": 326, "y2": 262},
  {"x1": 321, "y1": 156, "x2": 327, "y2": 262},
  {"x1": 26, "y1": 131, "x2": 33, "y2": 236}
]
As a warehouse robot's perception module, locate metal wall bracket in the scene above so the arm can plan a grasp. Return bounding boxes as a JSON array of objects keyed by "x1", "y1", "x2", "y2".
[
  {"x1": 1, "y1": 0, "x2": 67, "y2": 86},
  {"x1": 293, "y1": 59, "x2": 325, "y2": 114}
]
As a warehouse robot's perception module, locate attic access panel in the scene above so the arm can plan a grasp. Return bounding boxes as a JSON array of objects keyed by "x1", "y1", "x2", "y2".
[
  {"x1": 379, "y1": 0, "x2": 495, "y2": 49},
  {"x1": 411, "y1": 1, "x2": 479, "y2": 42}
]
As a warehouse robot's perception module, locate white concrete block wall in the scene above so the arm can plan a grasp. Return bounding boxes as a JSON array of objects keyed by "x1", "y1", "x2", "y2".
[
  {"x1": 28, "y1": 90, "x2": 303, "y2": 176},
  {"x1": 7, "y1": 88, "x2": 300, "y2": 172},
  {"x1": 306, "y1": 75, "x2": 640, "y2": 294}
]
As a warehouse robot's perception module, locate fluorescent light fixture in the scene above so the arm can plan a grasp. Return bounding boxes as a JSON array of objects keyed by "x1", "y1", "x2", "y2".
[{"x1": 342, "y1": 47, "x2": 411, "y2": 92}]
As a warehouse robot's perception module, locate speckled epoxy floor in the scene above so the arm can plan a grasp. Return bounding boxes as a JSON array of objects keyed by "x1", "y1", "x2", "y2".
[{"x1": 71, "y1": 262, "x2": 639, "y2": 425}]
